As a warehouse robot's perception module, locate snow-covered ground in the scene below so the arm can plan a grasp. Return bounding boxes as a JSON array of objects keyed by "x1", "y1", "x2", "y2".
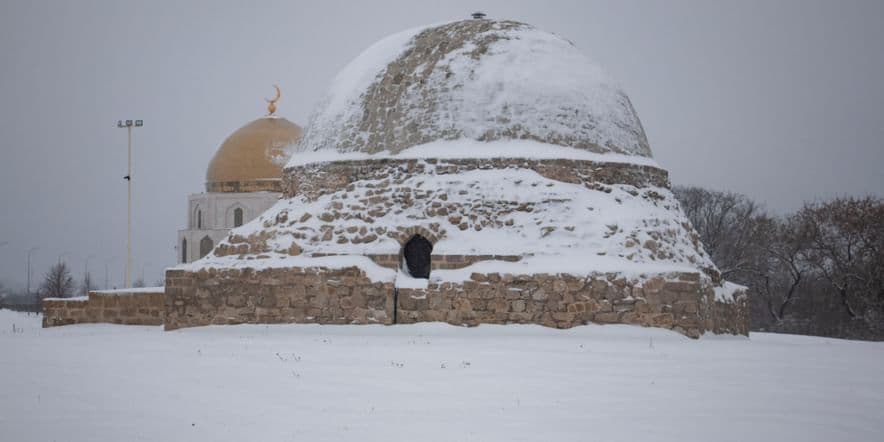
[{"x1": 2, "y1": 309, "x2": 882, "y2": 442}]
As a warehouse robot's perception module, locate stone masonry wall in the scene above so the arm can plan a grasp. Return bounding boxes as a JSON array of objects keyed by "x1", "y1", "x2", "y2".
[
  {"x1": 164, "y1": 268, "x2": 392, "y2": 330},
  {"x1": 42, "y1": 290, "x2": 165, "y2": 328},
  {"x1": 396, "y1": 271, "x2": 749, "y2": 338},
  {"x1": 165, "y1": 266, "x2": 748, "y2": 337},
  {"x1": 283, "y1": 158, "x2": 669, "y2": 201}
]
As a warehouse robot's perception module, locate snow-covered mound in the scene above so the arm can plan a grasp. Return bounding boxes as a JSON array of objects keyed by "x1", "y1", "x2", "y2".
[
  {"x1": 203, "y1": 152, "x2": 716, "y2": 284},
  {"x1": 293, "y1": 19, "x2": 652, "y2": 162}
]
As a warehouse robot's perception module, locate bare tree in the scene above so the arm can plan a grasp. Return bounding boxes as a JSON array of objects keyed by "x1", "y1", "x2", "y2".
[
  {"x1": 40, "y1": 262, "x2": 75, "y2": 299},
  {"x1": 799, "y1": 197, "x2": 884, "y2": 323},
  {"x1": 673, "y1": 186, "x2": 764, "y2": 279},
  {"x1": 132, "y1": 278, "x2": 146, "y2": 288},
  {"x1": 674, "y1": 186, "x2": 884, "y2": 339},
  {"x1": 749, "y1": 215, "x2": 811, "y2": 322}
]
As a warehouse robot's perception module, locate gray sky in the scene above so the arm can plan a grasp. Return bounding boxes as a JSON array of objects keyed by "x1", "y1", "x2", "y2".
[{"x1": 1, "y1": 0, "x2": 882, "y2": 290}]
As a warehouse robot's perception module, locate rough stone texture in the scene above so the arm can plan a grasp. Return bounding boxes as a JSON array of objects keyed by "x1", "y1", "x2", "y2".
[
  {"x1": 396, "y1": 271, "x2": 748, "y2": 337},
  {"x1": 165, "y1": 267, "x2": 748, "y2": 337},
  {"x1": 241, "y1": 157, "x2": 699, "y2": 273},
  {"x1": 164, "y1": 268, "x2": 393, "y2": 331},
  {"x1": 298, "y1": 19, "x2": 651, "y2": 157},
  {"x1": 42, "y1": 290, "x2": 165, "y2": 328},
  {"x1": 284, "y1": 158, "x2": 668, "y2": 201}
]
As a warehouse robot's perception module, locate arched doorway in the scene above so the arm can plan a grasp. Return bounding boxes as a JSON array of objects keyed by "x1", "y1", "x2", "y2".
[
  {"x1": 402, "y1": 234, "x2": 433, "y2": 278},
  {"x1": 199, "y1": 235, "x2": 214, "y2": 258},
  {"x1": 233, "y1": 207, "x2": 244, "y2": 227}
]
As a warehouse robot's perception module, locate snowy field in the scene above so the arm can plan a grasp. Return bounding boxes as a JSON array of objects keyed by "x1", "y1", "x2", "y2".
[{"x1": 2, "y1": 309, "x2": 882, "y2": 442}]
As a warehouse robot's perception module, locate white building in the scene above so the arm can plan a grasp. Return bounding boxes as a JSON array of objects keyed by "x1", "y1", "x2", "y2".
[{"x1": 178, "y1": 110, "x2": 302, "y2": 263}]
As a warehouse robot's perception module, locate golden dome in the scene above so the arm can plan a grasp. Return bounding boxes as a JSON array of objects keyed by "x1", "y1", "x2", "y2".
[{"x1": 206, "y1": 117, "x2": 302, "y2": 192}]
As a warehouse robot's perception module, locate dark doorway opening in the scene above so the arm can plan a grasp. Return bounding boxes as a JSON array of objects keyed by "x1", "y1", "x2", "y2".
[
  {"x1": 234, "y1": 207, "x2": 243, "y2": 227},
  {"x1": 199, "y1": 235, "x2": 214, "y2": 258},
  {"x1": 403, "y1": 234, "x2": 433, "y2": 278}
]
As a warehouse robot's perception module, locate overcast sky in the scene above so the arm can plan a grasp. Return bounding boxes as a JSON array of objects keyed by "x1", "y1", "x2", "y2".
[{"x1": 1, "y1": 0, "x2": 882, "y2": 290}]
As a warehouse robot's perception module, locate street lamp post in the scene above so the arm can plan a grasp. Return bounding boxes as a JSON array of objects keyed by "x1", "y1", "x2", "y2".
[
  {"x1": 27, "y1": 247, "x2": 39, "y2": 296},
  {"x1": 117, "y1": 119, "x2": 143, "y2": 288}
]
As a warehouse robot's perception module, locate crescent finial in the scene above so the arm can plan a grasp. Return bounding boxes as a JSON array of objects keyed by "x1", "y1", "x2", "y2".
[{"x1": 265, "y1": 84, "x2": 281, "y2": 116}]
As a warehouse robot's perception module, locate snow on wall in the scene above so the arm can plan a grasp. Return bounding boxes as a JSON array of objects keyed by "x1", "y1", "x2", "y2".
[
  {"x1": 92, "y1": 287, "x2": 165, "y2": 296},
  {"x1": 43, "y1": 296, "x2": 88, "y2": 302}
]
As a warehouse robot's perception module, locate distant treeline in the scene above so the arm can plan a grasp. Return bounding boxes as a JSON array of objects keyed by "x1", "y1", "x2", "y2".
[
  {"x1": 0, "y1": 292, "x2": 42, "y2": 312},
  {"x1": 0, "y1": 261, "x2": 155, "y2": 310},
  {"x1": 673, "y1": 186, "x2": 883, "y2": 340}
]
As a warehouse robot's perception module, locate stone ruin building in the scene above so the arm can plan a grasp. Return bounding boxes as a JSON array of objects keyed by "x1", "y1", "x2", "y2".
[{"x1": 45, "y1": 18, "x2": 749, "y2": 337}]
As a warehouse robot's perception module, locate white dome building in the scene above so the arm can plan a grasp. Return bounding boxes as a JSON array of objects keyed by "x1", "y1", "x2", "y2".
[
  {"x1": 166, "y1": 18, "x2": 748, "y2": 337},
  {"x1": 177, "y1": 100, "x2": 302, "y2": 263}
]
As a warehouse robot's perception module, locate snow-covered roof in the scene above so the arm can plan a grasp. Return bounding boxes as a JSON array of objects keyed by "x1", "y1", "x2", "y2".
[
  {"x1": 43, "y1": 296, "x2": 88, "y2": 302},
  {"x1": 291, "y1": 19, "x2": 651, "y2": 165}
]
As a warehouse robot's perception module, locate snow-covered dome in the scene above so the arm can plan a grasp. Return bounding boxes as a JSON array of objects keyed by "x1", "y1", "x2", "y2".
[{"x1": 294, "y1": 19, "x2": 652, "y2": 162}]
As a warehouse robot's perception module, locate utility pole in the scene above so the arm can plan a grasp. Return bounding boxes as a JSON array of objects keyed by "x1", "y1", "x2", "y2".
[
  {"x1": 103, "y1": 256, "x2": 117, "y2": 290},
  {"x1": 117, "y1": 119, "x2": 143, "y2": 288},
  {"x1": 141, "y1": 261, "x2": 151, "y2": 285},
  {"x1": 84, "y1": 253, "x2": 96, "y2": 294},
  {"x1": 27, "y1": 247, "x2": 39, "y2": 296}
]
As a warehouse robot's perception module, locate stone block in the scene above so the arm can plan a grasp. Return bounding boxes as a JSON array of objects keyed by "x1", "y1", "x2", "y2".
[
  {"x1": 663, "y1": 281, "x2": 696, "y2": 293},
  {"x1": 594, "y1": 312, "x2": 621, "y2": 323},
  {"x1": 640, "y1": 313, "x2": 675, "y2": 328}
]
